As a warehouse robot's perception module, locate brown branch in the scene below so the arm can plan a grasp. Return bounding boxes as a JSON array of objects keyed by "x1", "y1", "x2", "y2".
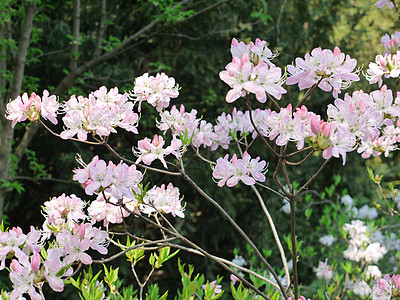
[
  {"x1": 246, "y1": 97, "x2": 280, "y2": 158},
  {"x1": 13, "y1": 122, "x2": 41, "y2": 163},
  {"x1": 295, "y1": 158, "x2": 332, "y2": 197},
  {"x1": 94, "y1": 0, "x2": 107, "y2": 57},
  {"x1": 0, "y1": 24, "x2": 7, "y2": 125},
  {"x1": 70, "y1": 0, "x2": 80, "y2": 71}
]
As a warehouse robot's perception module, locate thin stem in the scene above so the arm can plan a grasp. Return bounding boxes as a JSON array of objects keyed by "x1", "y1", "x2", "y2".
[
  {"x1": 290, "y1": 194, "x2": 299, "y2": 299},
  {"x1": 246, "y1": 96, "x2": 280, "y2": 158},
  {"x1": 191, "y1": 144, "x2": 216, "y2": 165},
  {"x1": 163, "y1": 243, "x2": 281, "y2": 289},
  {"x1": 121, "y1": 204, "x2": 271, "y2": 300},
  {"x1": 295, "y1": 78, "x2": 323, "y2": 109},
  {"x1": 93, "y1": 238, "x2": 176, "y2": 263},
  {"x1": 266, "y1": 92, "x2": 281, "y2": 110},
  {"x1": 255, "y1": 182, "x2": 287, "y2": 199},
  {"x1": 250, "y1": 184, "x2": 291, "y2": 289},
  {"x1": 284, "y1": 150, "x2": 315, "y2": 166},
  {"x1": 180, "y1": 169, "x2": 287, "y2": 299},
  {"x1": 39, "y1": 119, "x2": 104, "y2": 145},
  {"x1": 103, "y1": 141, "x2": 181, "y2": 176},
  {"x1": 285, "y1": 146, "x2": 313, "y2": 157},
  {"x1": 295, "y1": 158, "x2": 332, "y2": 197}
]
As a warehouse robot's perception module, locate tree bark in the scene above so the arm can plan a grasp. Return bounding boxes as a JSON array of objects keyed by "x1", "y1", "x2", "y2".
[{"x1": 0, "y1": 3, "x2": 36, "y2": 217}]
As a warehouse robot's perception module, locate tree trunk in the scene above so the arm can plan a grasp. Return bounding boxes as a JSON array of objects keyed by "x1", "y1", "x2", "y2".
[{"x1": 0, "y1": 3, "x2": 36, "y2": 217}]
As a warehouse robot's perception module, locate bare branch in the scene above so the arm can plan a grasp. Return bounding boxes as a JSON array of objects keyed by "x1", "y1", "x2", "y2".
[
  {"x1": 70, "y1": 0, "x2": 80, "y2": 71},
  {"x1": 94, "y1": 0, "x2": 107, "y2": 57}
]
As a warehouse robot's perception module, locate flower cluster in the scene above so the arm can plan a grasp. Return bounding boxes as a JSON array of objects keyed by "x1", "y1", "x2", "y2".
[
  {"x1": 141, "y1": 183, "x2": 184, "y2": 218},
  {"x1": 1, "y1": 222, "x2": 107, "y2": 299},
  {"x1": 134, "y1": 135, "x2": 183, "y2": 168},
  {"x1": 130, "y1": 72, "x2": 179, "y2": 111},
  {"x1": 286, "y1": 46, "x2": 359, "y2": 98},
  {"x1": 381, "y1": 31, "x2": 400, "y2": 52},
  {"x1": 61, "y1": 86, "x2": 139, "y2": 141},
  {"x1": 212, "y1": 152, "x2": 267, "y2": 187},
  {"x1": 375, "y1": 0, "x2": 394, "y2": 9},
  {"x1": 314, "y1": 259, "x2": 333, "y2": 281},
  {"x1": 42, "y1": 193, "x2": 86, "y2": 236},
  {"x1": 343, "y1": 220, "x2": 387, "y2": 263},
  {"x1": 157, "y1": 105, "x2": 217, "y2": 149},
  {"x1": 219, "y1": 38, "x2": 286, "y2": 103},
  {"x1": 73, "y1": 155, "x2": 143, "y2": 198},
  {"x1": 366, "y1": 51, "x2": 400, "y2": 86},
  {"x1": 88, "y1": 192, "x2": 139, "y2": 226},
  {"x1": 372, "y1": 274, "x2": 400, "y2": 300},
  {"x1": 6, "y1": 90, "x2": 59, "y2": 127}
]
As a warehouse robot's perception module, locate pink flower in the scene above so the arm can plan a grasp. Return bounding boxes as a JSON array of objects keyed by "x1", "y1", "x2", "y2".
[
  {"x1": 286, "y1": 47, "x2": 359, "y2": 98},
  {"x1": 6, "y1": 90, "x2": 59, "y2": 127},
  {"x1": 61, "y1": 87, "x2": 139, "y2": 140},
  {"x1": 372, "y1": 274, "x2": 393, "y2": 300},
  {"x1": 134, "y1": 135, "x2": 182, "y2": 168},
  {"x1": 219, "y1": 53, "x2": 254, "y2": 103},
  {"x1": 131, "y1": 73, "x2": 179, "y2": 111},
  {"x1": 202, "y1": 280, "x2": 222, "y2": 296},
  {"x1": 141, "y1": 183, "x2": 184, "y2": 218},
  {"x1": 375, "y1": 0, "x2": 394, "y2": 9},
  {"x1": 212, "y1": 152, "x2": 267, "y2": 187}
]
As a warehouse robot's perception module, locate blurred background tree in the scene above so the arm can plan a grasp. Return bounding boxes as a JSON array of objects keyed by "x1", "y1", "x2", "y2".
[{"x1": 1, "y1": 0, "x2": 399, "y2": 297}]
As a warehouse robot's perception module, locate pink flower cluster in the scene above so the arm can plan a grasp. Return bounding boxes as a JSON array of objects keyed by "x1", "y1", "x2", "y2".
[
  {"x1": 141, "y1": 183, "x2": 185, "y2": 218},
  {"x1": 42, "y1": 193, "x2": 86, "y2": 236},
  {"x1": 6, "y1": 90, "x2": 59, "y2": 127},
  {"x1": 158, "y1": 105, "x2": 217, "y2": 148},
  {"x1": 134, "y1": 135, "x2": 183, "y2": 168},
  {"x1": 1, "y1": 222, "x2": 107, "y2": 299},
  {"x1": 130, "y1": 72, "x2": 179, "y2": 111},
  {"x1": 372, "y1": 274, "x2": 400, "y2": 300},
  {"x1": 212, "y1": 152, "x2": 267, "y2": 187},
  {"x1": 381, "y1": 31, "x2": 400, "y2": 52},
  {"x1": 366, "y1": 51, "x2": 400, "y2": 86},
  {"x1": 61, "y1": 86, "x2": 139, "y2": 140},
  {"x1": 219, "y1": 38, "x2": 286, "y2": 103},
  {"x1": 375, "y1": 0, "x2": 394, "y2": 9},
  {"x1": 73, "y1": 155, "x2": 143, "y2": 198},
  {"x1": 286, "y1": 46, "x2": 359, "y2": 98},
  {"x1": 88, "y1": 192, "x2": 139, "y2": 226}
]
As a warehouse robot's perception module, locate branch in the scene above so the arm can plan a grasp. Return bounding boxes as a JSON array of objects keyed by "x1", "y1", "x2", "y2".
[
  {"x1": 14, "y1": 122, "x2": 41, "y2": 163},
  {"x1": 295, "y1": 158, "x2": 332, "y2": 197},
  {"x1": 94, "y1": 0, "x2": 107, "y2": 57},
  {"x1": 70, "y1": 0, "x2": 80, "y2": 71},
  {"x1": 250, "y1": 184, "x2": 291, "y2": 289},
  {"x1": 10, "y1": 2, "x2": 37, "y2": 99},
  {"x1": 0, "y1": 24, "x2": 7, "y2": 125},
  {"x1": 180, "y1": 167, "x2": 288, "y2": 299}
]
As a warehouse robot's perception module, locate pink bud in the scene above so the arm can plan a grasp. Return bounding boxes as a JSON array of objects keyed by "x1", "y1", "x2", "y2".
[
  {"x1": 78, "y1": 224, "x2": 86, "y2": 238},
  {"x1": 379, "y1": 56, "x2": 387, "y2": 67},
  {"x1": 11, "y1": 259, "x2": 21, "y2": 272},
  {"x1": 12, "y1": 227, "x2": 23, "y2": 236},
  {"x1": 230, "y1": 274, "x2": 239, "y2": 285},
  {"x1": 31, "y1": 252, "x2": 41, "y2": 272},
  {"x1": 310, "y1": 116, "x2": 321, "y2": 135},
  {"x1": 334, "y1": 46, "x2": 341, "y2": 57}
]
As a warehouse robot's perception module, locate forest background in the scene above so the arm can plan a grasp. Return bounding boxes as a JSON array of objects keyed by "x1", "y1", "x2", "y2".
[{"x1": 0, "y1": 0, "x2": 399, "y2": 297}]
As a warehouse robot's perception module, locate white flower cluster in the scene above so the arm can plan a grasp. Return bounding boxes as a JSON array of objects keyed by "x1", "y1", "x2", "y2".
[{"x1": 343, "y1": 220, "x2": 387, "y2": 263}]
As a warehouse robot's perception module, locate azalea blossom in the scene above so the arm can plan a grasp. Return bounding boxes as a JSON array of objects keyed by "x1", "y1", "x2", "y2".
[
  {"x1": 212, "y1": 152, "x2": 267, "y2": 187},
  {"x1": 134, "y1": 135, "x2": 183, "y2": 168},
  {"x1": 141, "y1": 183, "x2": 185, "y2": 218},
  {"x1": 61, "y1": 87, "x2": 139, "y2": 140},
  {"x1": 6, "y1": 90, "x2": 59, "y2": 128},
  {"x1": 130, "y1": 72, "x2": 179, "y2": 111},
  {"x1": 286, "y1": 46, "x2": 359, "y2": 98}
]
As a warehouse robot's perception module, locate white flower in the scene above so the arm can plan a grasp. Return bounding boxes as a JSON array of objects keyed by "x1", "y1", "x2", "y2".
[{"x1": 319, "y1": 234, "x2": 336, "y2": 246}]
